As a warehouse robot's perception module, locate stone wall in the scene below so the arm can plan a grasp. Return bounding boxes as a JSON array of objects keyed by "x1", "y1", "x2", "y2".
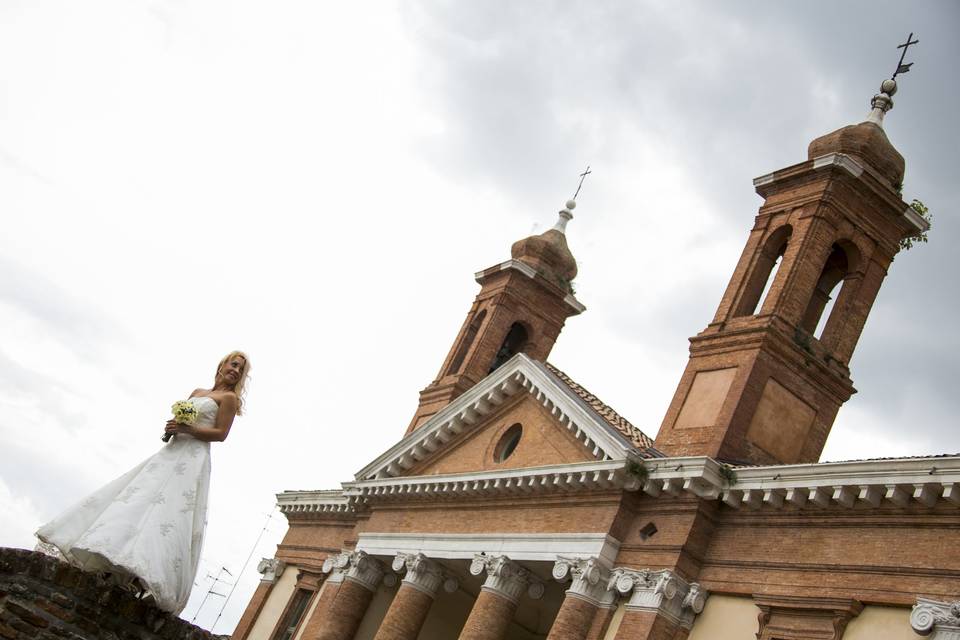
[{"x1": 0, "y1": 548, "x2": 217, "y2": 640}]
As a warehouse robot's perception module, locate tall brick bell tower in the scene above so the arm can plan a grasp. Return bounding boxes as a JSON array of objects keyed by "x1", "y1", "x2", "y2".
[
  {"x1": 654, "y1": 78, "x2": 930, "y2": 466},
  {"x1": 406, "y1": 200, "x2": 586, "y2": 434}
]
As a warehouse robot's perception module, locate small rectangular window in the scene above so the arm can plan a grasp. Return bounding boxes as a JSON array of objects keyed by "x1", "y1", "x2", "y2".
[{"x1": 272, "y1": 589, "x2": 313, "y2": 640}]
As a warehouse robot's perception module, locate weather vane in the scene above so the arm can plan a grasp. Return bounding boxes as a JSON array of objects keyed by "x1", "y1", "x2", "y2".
[
  {"x1": 572, "y1": 165, "x2": 592, "y2": 200},
  {"x1": 892, "y1": 32, "x2": 919, "y2": 80}
]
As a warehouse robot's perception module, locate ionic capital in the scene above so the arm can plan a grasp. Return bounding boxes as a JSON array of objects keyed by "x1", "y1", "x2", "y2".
[
  {"x1": 912, "y1": 598, "x2": 960, "y2": 639},
  {"x1": 321, "y1": 550, "x2": 385, "y2": 592},
  {"x1": 608, "y1": 568, "x2": 707, "y2": 629},
  {"x1": 256, "y1": 557, "x2": 286, "y2": 584},
  {"x1": 391, "y1": 553, "x2": 459, "y2": 599},
  {"x1": 552, "y1": 556, "x2": 614, "y2": 608},
  {"x1": 470, "y1": 554, "x2": 544, "y2": 604}
]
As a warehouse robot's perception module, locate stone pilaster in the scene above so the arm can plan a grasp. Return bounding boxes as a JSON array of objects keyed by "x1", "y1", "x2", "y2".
[
  {"x1": 315, "y1": 550, "x2": 386, "y2": 640},
  {"x1": 232, "y1": 558, "x2": 287, "y2": 640},
  {"x1": 458, "y1": 555, "x2": 544, "y2": 640},
  {"x1": 912, "y1": 599, "x2": 960, "y2": 639},
  {"x1": 610, "y1": 569, "x2": 707, "y2": 640},
  {"x1": 547, "y1": 557, "x2": 614, "y2": 640},
  {"x1": 373, "y1": 553, "x2": 458, "y2": 640}
]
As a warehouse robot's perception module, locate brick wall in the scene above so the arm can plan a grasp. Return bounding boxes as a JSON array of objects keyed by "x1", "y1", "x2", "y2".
[{"x1": 0, "y1": 548, "x2": 217, "y2": 640}]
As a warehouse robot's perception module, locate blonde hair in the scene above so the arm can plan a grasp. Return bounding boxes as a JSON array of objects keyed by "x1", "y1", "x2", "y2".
[{"x1": 217, "y1": 350, "x2": 251, "y2": 415}]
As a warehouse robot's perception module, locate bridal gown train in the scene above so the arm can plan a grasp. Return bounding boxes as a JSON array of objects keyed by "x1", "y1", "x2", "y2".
[{"x1": 36, "y1": 396, "x2": 217, "y2": 614}]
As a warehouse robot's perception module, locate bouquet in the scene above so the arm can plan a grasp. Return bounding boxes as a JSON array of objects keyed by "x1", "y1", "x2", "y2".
[{"x1": 163, "y1": 400, "x2": 199, "y2": 442}]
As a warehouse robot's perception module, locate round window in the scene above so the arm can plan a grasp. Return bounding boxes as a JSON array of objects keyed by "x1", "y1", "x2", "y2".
[{"x1": 494, "y1": 424, "x2": 523, "y2": 463}]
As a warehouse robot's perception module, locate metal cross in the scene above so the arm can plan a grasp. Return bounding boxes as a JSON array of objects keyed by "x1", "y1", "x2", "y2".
[
  {"x1": 892, "y1": 32, "x2": 919, "y2": 80},
  {"x1": 572, "y1": 165, "x2": 592, "y2": 200}
]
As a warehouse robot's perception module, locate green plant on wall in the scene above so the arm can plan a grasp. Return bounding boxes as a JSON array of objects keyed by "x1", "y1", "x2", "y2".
[{"x1": 901, "y1": 199, "x2": 931, "y2": 250}]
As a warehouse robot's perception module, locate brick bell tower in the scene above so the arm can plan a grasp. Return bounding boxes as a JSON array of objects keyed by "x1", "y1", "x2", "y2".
[
  {"x1": 406, "y1": 200, "x2": 586, "y2": 434},
  {"x1": 654, "y1": 78, "x2": 930, "y2": 465}
]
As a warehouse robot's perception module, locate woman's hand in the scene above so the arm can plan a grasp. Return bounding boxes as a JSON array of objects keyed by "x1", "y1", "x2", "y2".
[{"x1": 164, "y1": 420, "x2": 191, "y2": 436}]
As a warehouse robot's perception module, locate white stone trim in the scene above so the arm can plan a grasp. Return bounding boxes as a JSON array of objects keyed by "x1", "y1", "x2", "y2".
[
  {"x1": 553, "y1": 556, "x2": 615, "y2": 608},
  {"x1": 283, "y1": 455, "x2": 960, "y2": 518},
  {"x1": 277, "y1": 490, "x2": 351, "y2": 516},
  {"x1": 354, "y1": 354, "x2": 639, "y2": 482},
  {"x1": 391, "y1": 553, "x2": 457, "y2": 599},
  {"x1": 912, "y1": 598, "x2": 960, "y2": 639},
  {"x1": 611, "y1": 568, "x2": 706, "y2": 630},
  {"x1": 474, "y1": 259, "x2": 538, "y2": 282},
  {"x1": 320, "y1": 550, "x2": 385, "y2": 592},
  {"x1": 812, "y1": 152, "x2": 865, "y2": 177},
  {"x1": 470, "y1": 555, "x2": 544, "y2": 604},
  {"x1": 753, "y1": 172, "x2": 775, "y2": 187},
  {"x1": 357, "y1": 532, "x2": 621, "y2": 567},
  {"x1": 904, "y1": 204, "x2": 931, "y2": 233},
  {"x1": 256, "y1": 558, "x2": 286, "y2": 584}
]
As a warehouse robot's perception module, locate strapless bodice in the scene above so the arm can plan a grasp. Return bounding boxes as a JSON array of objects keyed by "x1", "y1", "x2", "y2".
[{"x1": 187, "y1": 396, "x2": 219, "y2": 428}]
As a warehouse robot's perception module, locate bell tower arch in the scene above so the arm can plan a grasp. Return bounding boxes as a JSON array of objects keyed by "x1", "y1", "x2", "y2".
[
  {"x1": 654, "y1": 78, "x2": 930, "y2": 465},
  {"x1": 406, "y1": 201, "x2": 586, "y2": 434}
]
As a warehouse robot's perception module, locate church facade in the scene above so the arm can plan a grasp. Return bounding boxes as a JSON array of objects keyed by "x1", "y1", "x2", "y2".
[{"x1": 231, "y1": 77, "x2": 959, "y2": 640}]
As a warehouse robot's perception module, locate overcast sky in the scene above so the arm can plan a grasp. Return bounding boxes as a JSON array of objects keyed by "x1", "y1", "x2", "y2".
[{"x1": 1, "y1": 1, "x2": 958, "y2": 633}]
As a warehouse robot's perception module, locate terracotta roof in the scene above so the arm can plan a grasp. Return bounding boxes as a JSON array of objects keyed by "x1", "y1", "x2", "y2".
[
  {"x1": 544, "y1": 362, "x2": 659, "y2": 457},
  {"x1": 721, "y1": 452, "x2": 960, "y2": 469}
]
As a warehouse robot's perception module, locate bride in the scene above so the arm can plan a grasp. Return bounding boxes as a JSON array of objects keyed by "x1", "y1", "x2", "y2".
[{"x1": 36, "y1": 351, "x2": 250, "y2": 614}]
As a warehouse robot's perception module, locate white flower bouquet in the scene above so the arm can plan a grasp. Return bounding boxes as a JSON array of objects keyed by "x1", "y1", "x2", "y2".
[{"x1": 163, "y1": 400, "x2": 199, "y2": 442}]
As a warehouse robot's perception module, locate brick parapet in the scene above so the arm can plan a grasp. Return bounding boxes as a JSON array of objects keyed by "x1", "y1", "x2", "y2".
[{"x1": 0, "y1": 547, "x2": 216, "y2": 640}]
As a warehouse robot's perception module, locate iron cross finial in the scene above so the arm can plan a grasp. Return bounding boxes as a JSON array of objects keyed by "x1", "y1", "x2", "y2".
[
  {"x1": 572, "y1": 166, "x2": 592, "y2": 200},
  {"x1": 892, "y1": 32, "x2": 919, "y2": 80}
]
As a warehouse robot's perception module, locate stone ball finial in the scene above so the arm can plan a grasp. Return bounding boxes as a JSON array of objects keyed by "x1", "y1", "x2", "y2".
[
  {"x1": 565, "y1": 199, "x2": 577, "y2": 210},
  {"x1": 880, "y1": 78, "x2": 897, "y2": 96}
]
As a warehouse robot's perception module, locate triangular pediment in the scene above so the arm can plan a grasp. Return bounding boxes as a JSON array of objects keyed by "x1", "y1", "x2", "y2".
[{"x1": 356, "y1": 354, "x2": 652, "y2": 481}]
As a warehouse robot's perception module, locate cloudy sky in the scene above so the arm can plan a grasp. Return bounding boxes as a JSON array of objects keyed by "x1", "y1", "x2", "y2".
[{"x1": 1, "y1": 0, "x2": 958, "y2": 633}]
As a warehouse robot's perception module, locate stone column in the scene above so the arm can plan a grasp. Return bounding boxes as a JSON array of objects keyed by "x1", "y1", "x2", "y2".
[
  {"x1": 458, "y1": 555, "x2": 544, "y2": 640},
  {"x1": 547, "y1": 557, "x2": 614, "y2": 640},
  {"x1": 610, "y1": 569, "x2": 706, "y2": 640},
  {"x1": 373, "y1": 553, "x2": 458, "y2": 640},
  {"x1": 911, "y1": 599, "x2": 960, "y2": 639},
  {"x1": 314, "y1": 550, "x2": 386, "y2": 640}
]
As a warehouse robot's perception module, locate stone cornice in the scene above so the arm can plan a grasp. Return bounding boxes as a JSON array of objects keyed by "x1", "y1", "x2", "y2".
[
  {"x1": 552, "y1": 556, "x2": 615, "y2": 608},
  {"x1": 912, "y1": 598, "x2": 960, "y2": 639},
  {"x1": 281, "y1": 455, "x2": 960, "y2": 517},
  {"x1": 610, "y1": 568, "x2": 706, "y2": 629},
  {"x1": 354, "y1": 354, "x2": 638, "y2": 482},
  {"x1": 470, "y1": 554, "x2": 545, "y2": 604},
  {"x1": 391, "y1": 553, "x2": 458, "y2": 599},
  {"x1": 474, "y1": 260, "x2": 586, "y2": 313},
  {"x1": 321, "y1": 550, "x2": 385, "y2": 592}
]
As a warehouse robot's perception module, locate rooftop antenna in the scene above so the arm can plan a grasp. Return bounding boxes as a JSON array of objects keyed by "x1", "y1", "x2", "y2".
[
  {"x1": 190, "y1": 566, "x2": 234, "y2": 624},
  {"x1": 210, "y1": 507, "x2": 280, "y2": 634}
]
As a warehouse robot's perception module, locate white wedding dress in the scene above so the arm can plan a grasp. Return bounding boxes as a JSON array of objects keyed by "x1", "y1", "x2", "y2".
[{"x1": 36, "y1": 396, "x2": 216, "y2": 614}]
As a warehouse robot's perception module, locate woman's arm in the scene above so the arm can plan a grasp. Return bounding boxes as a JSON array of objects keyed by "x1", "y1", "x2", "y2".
[{"x1": 164, "y1": 393, "x2": 239, "y2": 442}]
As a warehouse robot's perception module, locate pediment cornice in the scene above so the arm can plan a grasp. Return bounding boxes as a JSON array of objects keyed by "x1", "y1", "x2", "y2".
[{"x1": 355, "y1": 354, "x2": 639, "y2": 481}]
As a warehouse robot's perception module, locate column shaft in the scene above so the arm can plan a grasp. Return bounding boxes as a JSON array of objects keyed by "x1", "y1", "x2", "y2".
[
  {"x1": 298, "y1": 581, "x2": 341, "y2": 640},
  {"x1": 547, "y1": 595, "x2": 599, "y2": 640},
  {"x1": 315, "y1": 579, "x2": 376, "y2": 640},
  {"x1": 373, "y1": 583, "x2": 434, "y2": 640},
  {"x1": 458, "y1": 590, "x2": 518, "y2": 640},
  {"x1": 613, "y1": 609, "x2": 682, "y2": 640}
]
